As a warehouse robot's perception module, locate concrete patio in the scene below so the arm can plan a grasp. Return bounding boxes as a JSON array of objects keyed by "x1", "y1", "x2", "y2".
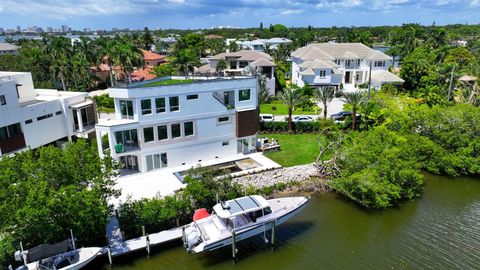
[{"x1": 109, "y1": 152, "x2": 281, "y2": 207}]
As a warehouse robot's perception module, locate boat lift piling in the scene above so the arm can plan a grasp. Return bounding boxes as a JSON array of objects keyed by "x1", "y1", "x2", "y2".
[
  {"x1": 231, "y1": 231, "x2": 238, "y2": 261},
  {"x1": 146, "y1": 234, "x2": 151, "y2": 255},
  {"x1": 271, "y1": 220, "x2": 276, "y2": 249},
  {"x1": 107, "y1": 247, "x2": 113, "y2": 265}
]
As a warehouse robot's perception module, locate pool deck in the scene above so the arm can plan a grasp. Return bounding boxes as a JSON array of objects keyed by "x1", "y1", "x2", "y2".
[{"x1": 109, "y1": 153, "x2": 281, "y2": 207}]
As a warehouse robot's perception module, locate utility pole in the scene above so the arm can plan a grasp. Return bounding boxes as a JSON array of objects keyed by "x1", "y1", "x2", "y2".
[{"x1": 448, "y1": 65, "x2": 455, "y2": 101}]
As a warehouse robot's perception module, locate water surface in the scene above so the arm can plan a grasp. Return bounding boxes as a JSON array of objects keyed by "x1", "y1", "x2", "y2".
[{"x1": 92, "y1": 174, "x2": 480, "y2": 269}]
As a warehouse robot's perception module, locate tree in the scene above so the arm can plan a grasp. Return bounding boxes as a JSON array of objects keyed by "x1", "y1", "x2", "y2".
[
  {"x1": 114, "y1": 40, "x2": 144, "y2": 83},
  {"x1": 142, "y1": 27, "x2": 154, "y2": 50},
  {"x1": 278, "y1": 84, "x2": 303, "y2": 131},
  {"x1": 0, "y1": 140, "x2": 119, "y2": 268},
  {"x1": 172, "y1": 48, "x2": 200, "y2": 76},
  {"x1": 95, "y1": 36, "x2": 118, "y2": 87},
  {"x1": 343, "y1": 90, "x2": 365, "y2": 130},
  {"x1": 228, "y1": 40, "x2": 237, "y2": 52},
  {"x1": 315, "y1": 86, "x2": 335, "y2": 119},
  {"x1": 151, "y1": 63, "x2": 175, "y2": 77},
  {"x1": 216, "y1": 58, "x2": 227, "y2": 74},
  {"x1": 244, "y1": 66, "x2": 270, "y2": 104}
]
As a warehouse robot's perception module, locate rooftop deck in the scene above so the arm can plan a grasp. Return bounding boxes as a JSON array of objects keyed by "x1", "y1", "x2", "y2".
[{"x1": 121, "y1": 75, "x2": 254, "y2": 89}]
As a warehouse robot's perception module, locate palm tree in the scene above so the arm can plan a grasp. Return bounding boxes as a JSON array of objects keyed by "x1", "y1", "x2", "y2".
[
  {"x1": 172, "y1": 48, "x2": 200, "y2": 76},
  {"x1": 278, "y1": 84, "x2": 303, "y2": 131},
  {"x1": 45, "y1": 36, "x2": 71, "y2": 91},
  {"x1": 115, "y1": 41, "x2": 144, "y2": 83},
  {"x1": 95, "y1": 36, "x2": 118, "y2": 86},
  {"x1": 315, "y1": 86, "x2": 335, "y2": 119},
  {"x1": 216, "y1": 58, "x2": 227, "y2": 75},
  {"x1": 343, "y1": 91, "x2": 365, "y2": 130}
]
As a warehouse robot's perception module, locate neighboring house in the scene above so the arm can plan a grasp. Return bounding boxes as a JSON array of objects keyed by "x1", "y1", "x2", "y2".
[
  {"x1": 291, "y1": 43, "x2": 404, "y2": 91},
  {"x1": 92, "y1": 50, "x2": 167, "y2": 83},
  {"x1": 0, "y1": 42, "x2": 19, "y2": 55},
  {"x1": 95, "y1": 76, "x2": 259, "y2": 174},
  {"x1": 197, "y1": 50, "x2": 276, "y2": 95},
  {"x1": 0, "y1": 72, "x2": 96, "y2": 156},
  {"x1": 237, "y1": 38, "x2": 292, "y2": 52}
]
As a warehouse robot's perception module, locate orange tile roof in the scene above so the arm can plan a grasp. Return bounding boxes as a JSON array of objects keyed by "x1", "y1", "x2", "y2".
[
  {"x1": 141, "y1": 49, "x2": 166, "y2": 61},
  {"x1": 131, "y1": 67, "x2": 157, "y2": 81}
]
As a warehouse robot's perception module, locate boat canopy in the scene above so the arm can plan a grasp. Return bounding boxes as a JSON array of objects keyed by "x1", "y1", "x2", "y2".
[
  {"x1": 213, "y1": 195, "x2": 269, "y2": 219},
  {"x1": 26, "y1": 239, "x2": 71, "y2": 262}
]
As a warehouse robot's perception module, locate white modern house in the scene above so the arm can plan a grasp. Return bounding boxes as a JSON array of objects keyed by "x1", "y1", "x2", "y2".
[
  {"x1": 197, "y1": 50, "x2": 276, "y2": 95},
  {"x1": 95, "y1": 77, "x2": 259, "y2": 174},
  {"x1": 0, "y1": 72, "x2": 96, "y2": 156},
  {"x1": 291, "y1": 43, "x2": 404, "y2": 91},
  {"x1": 237, "y1": 38, "x2": 292, "y2": 52}
]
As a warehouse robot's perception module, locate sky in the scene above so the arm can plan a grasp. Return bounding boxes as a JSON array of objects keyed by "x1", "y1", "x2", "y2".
[{"x1": 0, "y1": 0, "x2": 480, "y2": 30}]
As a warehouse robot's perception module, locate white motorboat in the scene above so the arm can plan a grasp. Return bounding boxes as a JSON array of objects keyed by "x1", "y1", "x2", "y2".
[
  {"x1": 183, "y1": 195, "x2": 308, "y2": 253},
  {"x1": 14, "y1": 232, "x2": 101, "y2": 270}
]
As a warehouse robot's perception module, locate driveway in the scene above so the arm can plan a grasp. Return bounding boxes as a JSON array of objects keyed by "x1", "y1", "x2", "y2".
[{"x1": 266, "y1": 97, "x2": 346, "y2": 122}]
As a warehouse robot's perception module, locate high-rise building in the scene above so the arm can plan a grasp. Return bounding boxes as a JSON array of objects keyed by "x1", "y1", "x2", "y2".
[
  {"x1": 16, "y1": 26, "x2": 21, "y2": 32},
  {"x1": 61, "y1": 25, "x2": 69, "y2": 33},
  {"x1": 46, "y1": 27, "x2": 53, "y2": 33}
]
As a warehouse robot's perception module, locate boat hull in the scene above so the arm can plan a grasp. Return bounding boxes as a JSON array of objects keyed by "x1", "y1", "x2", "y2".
[
  {"x1": 23, "y1": 247, "x2": 101, "y2": 270},
  {"x1": 194, "y1": 197, "x2": 308, "y2": 253}
]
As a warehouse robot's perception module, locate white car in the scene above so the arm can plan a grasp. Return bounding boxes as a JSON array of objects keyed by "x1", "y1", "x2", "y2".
[
  {"x1": 293, "y1": 116, "x2": 314, "y2": 122},
  {"x1": 260, "y1": 114, "x2": 275, "y2": 122}
]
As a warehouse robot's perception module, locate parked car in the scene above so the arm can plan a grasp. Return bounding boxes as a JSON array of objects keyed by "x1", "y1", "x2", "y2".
[
  {"x1": 293, "y1": 116, "x2": 314, "y2": 122},
  {"x1": 330, "y1": 111, "x2": 359, "y2": 121},
  {"x1": 260, "y1": 114, "x2": 275, "y2": 122}
]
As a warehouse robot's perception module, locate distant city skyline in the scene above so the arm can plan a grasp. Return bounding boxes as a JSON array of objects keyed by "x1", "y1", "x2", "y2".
[{"x1": 0, "y1": 0, "x2": 480, "y2": 31}]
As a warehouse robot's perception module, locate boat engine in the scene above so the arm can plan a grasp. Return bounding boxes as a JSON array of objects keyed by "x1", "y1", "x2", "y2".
[{"x1": 184, "y1": 226, "x2": 201, "y2": 252}]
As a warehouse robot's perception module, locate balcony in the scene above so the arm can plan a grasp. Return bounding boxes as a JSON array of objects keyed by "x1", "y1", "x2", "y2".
[
  {"x1": 114, "y1": 141, "x2": 140, "y2": 154},
  {"x1": 213, "y1": 90, "x2": 235, "y2": 109}
]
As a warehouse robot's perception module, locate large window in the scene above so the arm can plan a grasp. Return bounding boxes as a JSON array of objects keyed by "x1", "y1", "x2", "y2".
[
  {"x1": 239, "y1": 89, "x2": 251, "y2": 101},
  {"x1": 184, "y1": 121, "x2": 194, "y2": 136},
  {"x1": 319, "y1": 70, "x2": 326, "y2": 77},
  {"x1": 141, "y1": 99, "x2": 152, "y2": 115},
  {"x1": 0, "y1": 95, "x2": 6, "y2": 105},
  {"x1": 374, "y1": 61, "x2": 386, "y2": 67},
  {"x1": 158, "y1": 125, "x2": 168, "y2": 140},
  {"x1": 146, "y1": 153, "x2": 168, "y2": 172},
  {"x1": 155, "y1": 98, "x2": 165, "y2": 113},
  {"x1": 239, "y1": 61, "x2": 248, "y2": 68},
  {"x1": 169, "y1": 96, "x2": 179, "y2": 112},
  {"x1": 114, "y1": 129, "x2": 138, "y2": 148},
  {"x1": 0, "y1": 123, "x2": 22, "y2": 140},
  {"x1": 143, "y1": 127, "x2": 154, "y2": 143},
  {"x1": 230, "y1": 61, "x2": 237, "y2": 69},
  {"x1": 171, "y1": 123, "x2": 181, "y2": 138},
  {"x1": 120, "y1": 100, "x2": 134, "y2": 119}
]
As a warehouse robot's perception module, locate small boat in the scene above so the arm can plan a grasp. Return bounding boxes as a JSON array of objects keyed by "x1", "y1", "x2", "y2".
[
  {"x1": 13, "y1": 231, "x2": 101, "y2": 270},
  {"x1": 183, "y1": 195, "x2": 308, "y2": 253}
]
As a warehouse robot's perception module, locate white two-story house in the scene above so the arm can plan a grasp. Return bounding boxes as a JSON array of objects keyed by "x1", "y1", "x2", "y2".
[
  {"x1": 197, "y1": 50, "x2": 276, "y2": 96},
  {"x1": 0, "y1": 72, "x2": 96, "y2": 156},
  {"x1": 95, "y1": 77, "x2": 259, "y2": 174},
  {"x1": 291, "y1": 43, "x2": 404, "y2": 91}
]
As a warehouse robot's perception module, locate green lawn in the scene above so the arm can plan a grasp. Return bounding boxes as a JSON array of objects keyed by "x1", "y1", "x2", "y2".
[
  {"x1": 140, "y1": 79, "x2": 194, "y2": 87},
  {"x1": 262, "y1": 133, "x2": 326, "y2": 167},
  {"x1": 260, "y1": 103, "x2": 319, "y2": 115}
]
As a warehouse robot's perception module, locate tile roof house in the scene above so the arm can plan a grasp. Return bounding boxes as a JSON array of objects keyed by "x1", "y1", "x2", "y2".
[
  {"x1": 197, "y1": 50, "x2": 276, "y2": 95},
  {"x1": 291, "y1": 43, "x2": 404, "y2": 91},
  {"x1": 0, "y1": 43, "x2": 20, "y2": 55},
  {"x1": 92, "y1": 50, "x2": 167, "y2": 83}
]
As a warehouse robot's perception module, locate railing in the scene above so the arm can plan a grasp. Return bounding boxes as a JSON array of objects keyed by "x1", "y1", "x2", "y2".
[
  {"x1": 212, "y1": 91, "x2": 235, "y2": 109},
  {"x1": 114, "y1": 141, "x2": 140, "y2": 154}
]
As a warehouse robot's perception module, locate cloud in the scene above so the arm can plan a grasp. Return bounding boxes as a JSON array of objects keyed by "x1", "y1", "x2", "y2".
[{"x1": 0, "y1": 0, "x2": 479, "y2": 28}]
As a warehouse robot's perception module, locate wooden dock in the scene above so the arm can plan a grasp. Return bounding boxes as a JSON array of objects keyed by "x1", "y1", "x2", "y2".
[{"x1": 100, "y1": 216, "x2": 183, "y2": 258}]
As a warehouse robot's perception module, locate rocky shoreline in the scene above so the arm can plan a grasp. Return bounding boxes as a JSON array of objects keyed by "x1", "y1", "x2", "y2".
[{"x1": 233, "y1": 163, "x2": 325, "y2": 191}]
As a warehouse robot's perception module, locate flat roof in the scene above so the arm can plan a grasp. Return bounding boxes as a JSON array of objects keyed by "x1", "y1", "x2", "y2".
[{"x1": 213, "y1": 195, "x2": 269, "y2": 219}]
